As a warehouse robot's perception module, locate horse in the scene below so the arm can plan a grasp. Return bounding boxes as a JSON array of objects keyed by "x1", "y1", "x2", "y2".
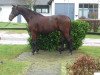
[{"x1": 9, "y1": 5, "x2": 73, "y2": 55}]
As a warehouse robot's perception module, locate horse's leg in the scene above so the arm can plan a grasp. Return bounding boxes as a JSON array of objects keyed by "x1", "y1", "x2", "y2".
[
  {"x1": 31, "y1": 32, "x2": 38, "y2": 55},
  {"x1": 59, "y1": 35, "x2": 65, "y2": 54},
  {"x1": 63, "y1": 33, "x2": 73, "y2": 55}
]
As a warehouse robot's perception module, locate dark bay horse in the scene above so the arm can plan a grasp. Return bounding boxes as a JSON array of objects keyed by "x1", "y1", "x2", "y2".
[{"x1": 9, "y1": 5, "x2": 72, "y2": 55}]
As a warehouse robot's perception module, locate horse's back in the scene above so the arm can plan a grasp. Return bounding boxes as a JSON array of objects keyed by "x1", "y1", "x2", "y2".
[
  {"x1": 43, "y1": 15, "x2": 71, "y2": 31},
  {"x1": 49, "y1": 15, "x2": 70, "y2": 21},
  {"x1": 50, "y1": 15, "x2": 71, "y2": 33},
  {"x1": 50, "y1": 15, "x2": 71, "y2": 25}
]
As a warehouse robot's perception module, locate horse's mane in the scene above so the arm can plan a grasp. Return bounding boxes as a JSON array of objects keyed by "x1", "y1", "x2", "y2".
[{"x1": 18, "y1": 6, "x2": 43, "y2": 16}]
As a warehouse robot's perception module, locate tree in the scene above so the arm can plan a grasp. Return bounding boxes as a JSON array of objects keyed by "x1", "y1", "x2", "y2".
[{"x1": 26, "y1": 0, "x2": 37, "y2": 10}]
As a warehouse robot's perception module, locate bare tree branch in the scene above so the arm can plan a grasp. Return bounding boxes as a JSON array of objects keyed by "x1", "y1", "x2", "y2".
[{"x1": 25, "y1": 0, "x2": 37, "y2": 10}]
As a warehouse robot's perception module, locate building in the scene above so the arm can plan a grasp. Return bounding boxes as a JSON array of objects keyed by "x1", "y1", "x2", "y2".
[
  {"x1": 51, "y1": 0, "x2": 100, "y2": 20},
  {"x1": 0, "y1": 0, "x2": 100, "y2": 23}
]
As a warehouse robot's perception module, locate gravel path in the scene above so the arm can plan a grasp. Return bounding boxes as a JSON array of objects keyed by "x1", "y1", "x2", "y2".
[
  {"x1": 14, "y1": 51, "x2": 82, "y2": 75},
  {"x1": 14, "y1": 51, "x2": 62, "y2": 75},
  {"x1": 83, "y1": 38, "x2": 100, "y2": 46},
  {"x1": 0, "y1": 32, "x2": 29, "y2": 44}
]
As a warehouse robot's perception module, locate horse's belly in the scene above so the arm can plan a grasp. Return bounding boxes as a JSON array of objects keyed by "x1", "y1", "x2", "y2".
[
  {"x1": 38, "y1": 25, "x2": 57, "y2": 34},
  {"x1": 39, "y1": 28, "x2": 55, "y2": 34}
]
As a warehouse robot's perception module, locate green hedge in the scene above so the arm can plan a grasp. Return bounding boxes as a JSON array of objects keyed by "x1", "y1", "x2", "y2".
[
  {"x1": 71, "y1": 20, "x2": 89, "y2": 49},
  {"x1": 28, "y1": 20, "x2": 89, "y2": 51},
  {"x1": 28, "y1": 31, "x2": 61, "y2": 51}
]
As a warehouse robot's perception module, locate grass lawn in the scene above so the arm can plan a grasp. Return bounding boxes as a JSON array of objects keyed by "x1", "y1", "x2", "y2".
[
  {"x1": 0, "y1": 30, "x2": 28, "y2": 34},
  {"x1": 0, "y1": 22, "x2": 27, "y2": 28},
  {"x1": 79, "y1": 46, "x2": 100, "y2": 57},
  {"x1": 0, "y1": 61, "x2": 31, "y2": 75},
  {"x1": 0, "y1": 45, "x2": 100, "y2": 75},
  {"x1": 86, "y1": 34, "x2": 100, "y2": 39},
  {"x1": 0, "y1": 45, "x2": 30, "y2": 60},
  {"x1": 0, "y1": 22, "x2": 28, "y2": 33},
  {"x1": 0, "y1": 45, "x2": 31, "y2": 75}
]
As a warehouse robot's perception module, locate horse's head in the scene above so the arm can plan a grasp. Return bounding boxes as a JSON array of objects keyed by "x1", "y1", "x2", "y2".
[{"x1": 9, "y1": 5, "x2": 20, "y2": 21}]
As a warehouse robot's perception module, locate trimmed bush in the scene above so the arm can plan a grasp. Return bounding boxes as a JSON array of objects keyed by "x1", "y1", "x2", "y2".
[
  {"x1": 71, "y1": 20, "x2": 89, "y2": 49},
  {"x1": 28, "y1": 31, "x2": 61, "y2": 51},
  {"x1": 67, "y1": 55, "x2": 100, "y2": 75},
  {"x1": 28, "y1": 20, "x2": 89, "y2": 51}
]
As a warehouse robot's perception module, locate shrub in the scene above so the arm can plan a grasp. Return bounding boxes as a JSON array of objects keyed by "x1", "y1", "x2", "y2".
[
  {"x1": 80, "y1": 19, "x2": 100, "y2": 32},
  {"x1": 28, "y1": 31, "x2": 61, "y2": 51},
  {"x1": 67, "y1": 55, "x2": 100, "y2": 75},
  {"x1": 79, "y1": 16, "x2": 86, "y2": 19},
  {"x1": 71, "y1": 20, "x2": 89, "y2": 49},
  {"x1": 28, "y1": 20, "x2": 89, "y2": 51}
]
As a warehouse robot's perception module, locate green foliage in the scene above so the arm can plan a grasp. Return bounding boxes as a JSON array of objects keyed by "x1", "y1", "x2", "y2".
[
  {"x1": 37, "y1": 31, "x2": 61, "y2": 51},
  {"x1": 28, "y1": 20, "x2": 89, "y2": 51},
  {"x1": 71, "y1": 20, "x2": 89, "y2": 49},
  {"x1": 28, "y1": 31, "x2": 61, "y2": 51},
  {"x1": 80, "y1": 19, "x2": 100, "y2": 33}
]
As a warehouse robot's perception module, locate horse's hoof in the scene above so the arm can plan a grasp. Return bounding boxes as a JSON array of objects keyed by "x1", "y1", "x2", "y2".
[
  {"x1": 36, "y1": 52, "x2": 39, "y2": 54},
  {"x1": 32, "y1": 52, "x2": 34, "y2": 55},
  {"x1": 70, "y1": 52, "x2": 72, "y2": 55},
  {"x1": 59, "y1": 51, "x2": 62, "y2": 54}
]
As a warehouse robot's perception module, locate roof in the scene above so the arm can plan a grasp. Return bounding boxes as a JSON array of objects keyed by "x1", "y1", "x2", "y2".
[
  {"x1": 35, "y1": 0, "x2": 50, "y2": 5},
  {"x1": 0, "y1": 0, "x2": 51, "y2": 5},
  {"x1": 0, "y1": 0, "x2": 27, "y2": 5}
]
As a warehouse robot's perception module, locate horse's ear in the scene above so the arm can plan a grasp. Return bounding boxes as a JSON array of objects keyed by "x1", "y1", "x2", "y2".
[
  {"x1": 12, "y1": 5, "x2": 16, "y2": 7},
  {"x1": 16, "y1": 5, "x2": 20, "y2": 8},
  {"x1": 17, "y1": 5, "x2": 20, "y2": 6}
]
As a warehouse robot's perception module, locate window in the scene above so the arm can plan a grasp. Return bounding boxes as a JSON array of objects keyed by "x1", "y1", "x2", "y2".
[
  {"x1": 79, "y1": 4, "x2": 98, "y2": 19},
  {"x1": 36, "y1": 9, "x2": 41, "y2": 13},
  {"x1": 42, "y1": 8, "x2": 48, "y2": 13},
  {"x1": 34, "y1": 5, "x2": 49, "y2": 13}
]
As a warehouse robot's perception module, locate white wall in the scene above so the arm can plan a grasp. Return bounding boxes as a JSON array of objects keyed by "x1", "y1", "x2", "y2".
[
  {"x1": 0, "y1": 6, "x2": 17, "y2": 22},
  {"x1": 54, "y1": 0, "x2": 99, "y2": 3}
]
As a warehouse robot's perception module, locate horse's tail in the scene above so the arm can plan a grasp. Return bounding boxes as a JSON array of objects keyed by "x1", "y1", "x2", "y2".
[{"x1": 68, "y1": 16, "x2": 71, "y2": 36}]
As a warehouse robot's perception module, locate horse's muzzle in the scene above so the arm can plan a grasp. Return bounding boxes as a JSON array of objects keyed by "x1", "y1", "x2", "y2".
[{"x1": 9, "y1": 14, "x2": 14, "y2": 21}]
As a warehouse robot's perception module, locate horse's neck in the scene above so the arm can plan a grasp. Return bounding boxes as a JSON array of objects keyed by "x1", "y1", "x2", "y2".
[
  {"x1": 19, "y1": 8, "x2": 43, "y2": 23},
  {"x1": 19, "y1": 9, "x2": 32, "y2": 23}
]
